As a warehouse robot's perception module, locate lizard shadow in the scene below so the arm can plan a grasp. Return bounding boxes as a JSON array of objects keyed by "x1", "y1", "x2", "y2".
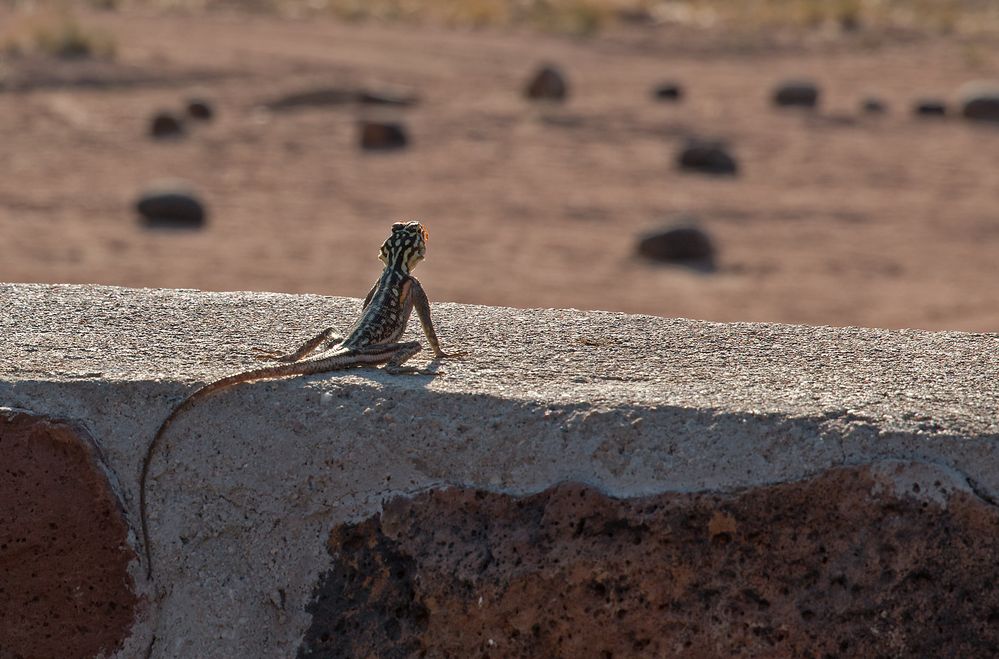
[{"x1": 284, "y1": 360, "x2": 449, "y2": 390}]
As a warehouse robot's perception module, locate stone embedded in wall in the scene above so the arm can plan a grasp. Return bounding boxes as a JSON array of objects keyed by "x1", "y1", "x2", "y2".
[
  {"x1": 0, "y1": 409, "x2": 139, "y2": 659},
  {"x1": 299, "y1": 463, "x2": 999, "y2": 658}
]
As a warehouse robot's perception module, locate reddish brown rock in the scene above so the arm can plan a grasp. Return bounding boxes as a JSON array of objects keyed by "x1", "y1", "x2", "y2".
[
  {"x1": 358, "y1": 119, "x2": 409, "y2": 151},
  {"x1": 524, "y1": 65, "x2": 568, "y2": 102},
  {"x1": 300, "y1": 464, "x2": 999, "y2": 658},
  {"x1": 0, "y1": 409, "x2": 139, "y2": 659},
  {"x1": 677, "y1": 138, "x2": 738, "y2": 176},
  {"x1": 637, "y1": 223, "x2": 716, "y2": 266},
  {"x1": 149, "y1": 110, "x2": 184, "y2": 139},
  {"x1": 773, "y1": 79, "x2": 820, "y2": 108}
]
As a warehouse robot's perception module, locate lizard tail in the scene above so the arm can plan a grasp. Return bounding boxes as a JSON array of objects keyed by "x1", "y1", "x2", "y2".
[{"x1": 139, "y1": 355, "x2": 345, "y2": 579}]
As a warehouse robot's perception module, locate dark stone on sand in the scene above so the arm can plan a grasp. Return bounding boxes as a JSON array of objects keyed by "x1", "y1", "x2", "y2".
[
  {"x1": 186, "y1": 98, "x2": 214, "y2": 121},
  {"x1": 359, "y1": 120, "x2": 408, "y2": 151},
  {"x1": 861, "y1": 97, "x2": 887, "y2": 114},
  {"x1": 677, "y1": 139, "x2": 738, "y2": 176},
  {"x1": 525, "y1": 65, "x2": 568, "y2": 102},
  {"x1": 914, "y1": 99, "x2": 947, "y2": 117},
  {"x1": 773, "y1": 80, "x2": 820, "y2": 108},
  {"x1": 959, "y1": 82, "x2": 999, "y2": 122},
  {"x1": 637, "y1": 224, "x2": 716, "y2": 264},
  {"x1": 136, "y1": 182, "x2": 206, "y2": 228},
  {"x1": 149, "y1": 111, "x2": 184, "y2": 139},
  {"x1": 652, "y1": 82, "x2": 683, "y2": 102}
]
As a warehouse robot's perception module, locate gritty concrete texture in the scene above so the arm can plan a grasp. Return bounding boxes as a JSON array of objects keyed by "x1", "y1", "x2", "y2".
[
  {"x1": 0, "y1": 409, "x2": 140, "y2": 659},
  {"x1": 0, "y1": 283, "x2": 997, "y2": 657},
  {"x1": 300, "y1": 463, "x2": 999, "y2": 658}
]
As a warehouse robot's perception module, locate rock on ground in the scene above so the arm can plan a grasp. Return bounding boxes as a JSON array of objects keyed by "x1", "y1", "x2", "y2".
[
  {"x1": 959, "y1": 81, "x2": 999, "y2": 122},
  {"x1": 149, "y1": 110, "x2": 184, "y2": 139},
  {"x1": 914, "y1": 99, "x2": 948, "y2": 117},
  {"x1": 637, "y1": 224, "x2": 715, "y2": 264},
  {"x1": 359, "y1": 119, "x2": 408, "y2": 150},
  {"x1": 136, "y1": 182, "x2": 206, "y2": 228},
  {"x1": 186, "y1": 97, "x2": 214, "y2": 121},
  {"x1": 861, "y1": 96, "x2": 887, "y2": 114},
  {"x1": 525, "y1": 65, "x2": 568, "y2": 102},
  {"x1": 773, "y1": 79, "x2": 820, "y2": 108},
  {"x1": 652, "y1": 82, "x2": 683, "y2": 101},
  {"x1": 677, "y1": 139, "x2": 738, "y2": 176}
]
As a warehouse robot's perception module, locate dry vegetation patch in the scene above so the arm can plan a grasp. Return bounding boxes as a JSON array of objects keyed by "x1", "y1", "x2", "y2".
[
  {"x1": 9, "y1": 0, "x2": 999, "y2": 34},
  {"x1": 1, "y1": 6, "x2": 116, "y2": 58}
]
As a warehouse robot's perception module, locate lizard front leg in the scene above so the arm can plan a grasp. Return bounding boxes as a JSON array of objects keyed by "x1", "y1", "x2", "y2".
[{"x1": 409, "y1": 277, "x2": 466, "y2": 359}]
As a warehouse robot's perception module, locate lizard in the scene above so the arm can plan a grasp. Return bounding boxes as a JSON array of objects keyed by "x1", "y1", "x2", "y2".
[{"x1": 138, "y1": 220, "x2": 460, "y2": 580}]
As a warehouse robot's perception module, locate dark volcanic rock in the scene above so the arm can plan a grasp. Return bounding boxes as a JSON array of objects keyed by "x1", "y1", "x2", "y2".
[
  {"x1": 186, "y1": 97, "x2": 214, "y2": 121},
  {"x1": 861, "y1": 96, "x2": 887, "y2": 114},
  {"x1": 914, "y1": 99, "x2": 948, "y2": 117},
  {"x1": 0, "y1": 409, "x2": 139, "y2": 659},
  {"x1": 773, "y1": 79, "x2": 820, "y2": 108},
  {"x1": 149, "y1": 110, "x2": 184, "y2": 139},
  {"x1": 136, "y1": 182, "x2": 206, "y2": 228},
  {"x1": 959, "y1": 82, "x2": 999, "y2": 122},
  {"x1": 359, "y1": 120, "x2": 408, "y2": 151},
  {"x1": 525, "y1": 65, "x2": 568, "y2": 102},
  {"x1": 638, "y1": 224, "x2": 716, "y2": 265},
  {"x1": 299, "y1": 462, "x2": 999, "y2": 658},
  {"x1": 677, "y1": 139, "x2": 738, "y2": 175},
  {"x1": 652, "y1": 82, "x2": 683, "y2": 101}
]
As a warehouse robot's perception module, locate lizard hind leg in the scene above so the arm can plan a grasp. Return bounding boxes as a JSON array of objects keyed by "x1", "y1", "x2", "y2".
[{"x1": 252, "y1": 327, "x2": 342, "y2": 362}]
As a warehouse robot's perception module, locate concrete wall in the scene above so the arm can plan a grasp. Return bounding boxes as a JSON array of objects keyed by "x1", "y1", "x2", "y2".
[{"x1": 1, "y1": 283, "x2": 997, "y2": 657}]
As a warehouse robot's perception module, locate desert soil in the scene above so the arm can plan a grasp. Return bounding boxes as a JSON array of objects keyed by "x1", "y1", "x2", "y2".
[{"x1": 0, "y1": 9, "x2": 997, "y2": 331}]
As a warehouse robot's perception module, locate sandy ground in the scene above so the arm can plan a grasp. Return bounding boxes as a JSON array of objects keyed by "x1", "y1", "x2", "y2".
[{"x1": 0, "y1": 9, "x2": 997, "y2": 332}]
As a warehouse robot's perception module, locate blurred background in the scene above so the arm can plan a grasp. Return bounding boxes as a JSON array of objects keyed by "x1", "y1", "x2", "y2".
[{"x1": 0, "y1": 0, "x2": 997, "y2": 331}]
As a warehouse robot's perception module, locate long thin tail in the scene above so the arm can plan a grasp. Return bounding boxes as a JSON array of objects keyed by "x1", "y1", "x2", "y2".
[{"x1": 139, "y1": 356, "x2": 346, "y2": 579}]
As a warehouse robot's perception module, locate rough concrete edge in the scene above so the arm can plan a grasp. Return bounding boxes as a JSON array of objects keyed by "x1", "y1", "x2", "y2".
[{"x1": 1, "y1": 320, "x2": 997, "y2": 657}]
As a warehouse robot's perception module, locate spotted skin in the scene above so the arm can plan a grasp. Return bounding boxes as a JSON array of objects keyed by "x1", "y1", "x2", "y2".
[{"x1": 139, "y1": 221, "x2": 459, "y2": 581}]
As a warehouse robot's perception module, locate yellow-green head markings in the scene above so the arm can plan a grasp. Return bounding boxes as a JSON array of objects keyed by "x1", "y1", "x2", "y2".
[{"x1": 379, "y1": 221, "x2": 428, "y2": 272}]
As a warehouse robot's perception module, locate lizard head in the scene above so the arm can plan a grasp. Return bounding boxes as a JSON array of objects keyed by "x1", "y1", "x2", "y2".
[{"x1": 379, "y1": 221, "x2": 429, "y2": 272}]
